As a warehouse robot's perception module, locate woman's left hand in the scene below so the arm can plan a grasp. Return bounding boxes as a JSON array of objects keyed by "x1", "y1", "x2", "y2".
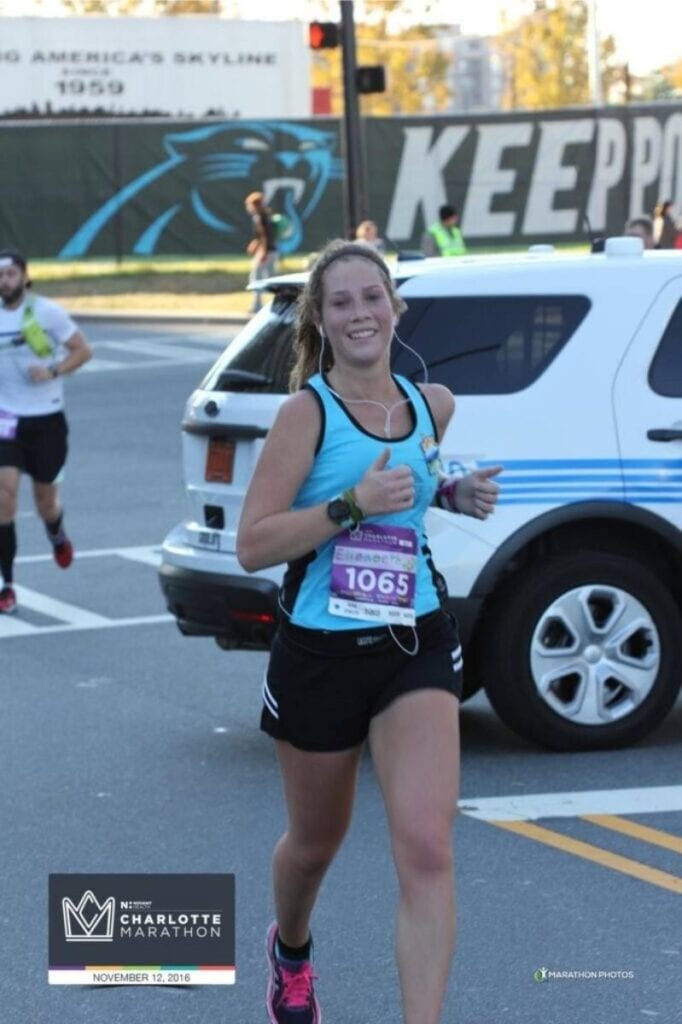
[{"x1": 454, "y1": 465, "x2": 503, "y2": 519}]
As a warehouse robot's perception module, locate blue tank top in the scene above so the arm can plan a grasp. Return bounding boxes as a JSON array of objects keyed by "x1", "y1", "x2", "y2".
[{"x1": 281, "y1": 372, "x2": 443, "y2": 630}]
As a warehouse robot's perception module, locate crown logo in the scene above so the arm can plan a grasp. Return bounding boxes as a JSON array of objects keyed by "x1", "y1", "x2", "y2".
[{"x1": 62, "y1": 890, "x2": 115, "y2": 942}]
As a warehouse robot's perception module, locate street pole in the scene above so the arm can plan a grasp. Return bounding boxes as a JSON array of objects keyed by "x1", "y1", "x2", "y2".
[
  {"x1": 340, "y1": 0, "x2": 367, "y2": 238},
  {"x1": 586, "y1": 0, "x2": 603, "y2": 106}
]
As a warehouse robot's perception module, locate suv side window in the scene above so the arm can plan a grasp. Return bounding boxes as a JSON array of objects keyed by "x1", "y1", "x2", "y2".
[
  {"x1": 392, "y1": 295, "x2": 590, "y2": 394},
  {"x1": 649, "y1": 300, "x2": 682, "y2": 397},
  {"x1": 202, "y1": 291, "x2": 297, "y2": 394}
]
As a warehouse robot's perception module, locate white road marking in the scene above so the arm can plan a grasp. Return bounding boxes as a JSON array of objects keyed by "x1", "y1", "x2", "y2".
[
  {"x1": 11, "y1": 584, "x2": 111, "y2": 626},
  {"x1": 0, "y1": 611, "x2": 172, "y2": 639},
  {"x1": 79, "y1": 358, "x2": 129, "y2": 372},
  {"x1": 459, "y1": 786, "x2": 682, "y2": 821},
  {"x1": 103, "y1": 339, "x2": 222, "y2": 362},
  {"x1": 1, "y1": 544, "x2": 169, "y2": 638},
  {"x1": 80, "y1": 355, "x2": 213, "y2": 374},
  {"x1": 16, "y1": 544, "x2": 162, "y2": 566}
]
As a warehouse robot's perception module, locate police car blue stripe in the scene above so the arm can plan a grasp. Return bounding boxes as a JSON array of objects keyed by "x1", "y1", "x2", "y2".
[
  {"x1": 480, "y1": 459, "x2": 682, "y2": 470},
  {"x1": 497, "y1": 473, "x2": 682, "y2": 484},
  {"x1": 497, "y1": 496, "x2": 681, "y2": 505},
  {"x1": 500, "y1": 484, "x2": 682, "y2": 494}
]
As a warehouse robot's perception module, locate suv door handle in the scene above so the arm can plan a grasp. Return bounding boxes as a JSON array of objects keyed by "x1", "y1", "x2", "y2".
[{"x1": 647, "y1": 428, "x2": 682, "y2": 442}]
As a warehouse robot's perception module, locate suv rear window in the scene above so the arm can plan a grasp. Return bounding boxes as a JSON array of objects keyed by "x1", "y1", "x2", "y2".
[
  {"x1": 649, "y1": 300, "x2": 682, "y2": 397},
  {"x1": 201, "y1": 290, "x2": 297, "y2": 394},
  {"x1": 392, "y1": 295, "x2": 591, "y2": 394}
]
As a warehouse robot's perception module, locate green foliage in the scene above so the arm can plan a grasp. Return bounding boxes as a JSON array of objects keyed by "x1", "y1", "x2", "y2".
[{"x1": 499, "y1": 0, "x2": 620, "y2": 109}]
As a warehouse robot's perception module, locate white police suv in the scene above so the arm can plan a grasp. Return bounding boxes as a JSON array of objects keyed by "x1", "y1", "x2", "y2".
[{"x1": 159, "y1": 239, "x2": 682, "y2": 751}]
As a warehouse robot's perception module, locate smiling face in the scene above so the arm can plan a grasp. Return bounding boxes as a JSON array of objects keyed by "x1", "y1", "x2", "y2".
[
  {"x1": 0, "y1": 261, "x2": 26, "y2": 307},
  {"x1": 319, "y1": 257, "x2": 395, "y2": 372}
]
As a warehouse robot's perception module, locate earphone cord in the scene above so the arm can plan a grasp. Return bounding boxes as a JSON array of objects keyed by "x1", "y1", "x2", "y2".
[{"x1": 318, "y1": 328, "x2": 430, "y2": 437}]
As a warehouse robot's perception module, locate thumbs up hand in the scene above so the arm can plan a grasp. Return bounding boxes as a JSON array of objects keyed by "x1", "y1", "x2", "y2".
[
  {"x1": 354, "y1": 448, "x2": 416, "y2": 517},
  {"x1": 445, "y1": 465, "x2": 503, "y2": 519}
]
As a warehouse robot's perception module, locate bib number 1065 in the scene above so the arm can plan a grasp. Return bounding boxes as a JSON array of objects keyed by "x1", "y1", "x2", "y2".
[{"x1": 343, "y1": 567, "x2": 409, "y2": 597}]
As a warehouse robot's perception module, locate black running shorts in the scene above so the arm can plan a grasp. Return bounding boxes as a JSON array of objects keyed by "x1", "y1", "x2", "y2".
[
  {"x1": 0, "y1": 411, "x2": 68, "y2": 483},
  {"x1": 261, "y1": 608, "x2": 463, "y2": 752}
]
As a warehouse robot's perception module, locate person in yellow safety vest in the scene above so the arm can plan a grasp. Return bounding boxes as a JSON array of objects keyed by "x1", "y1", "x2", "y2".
[{"x1": 422, "y1": 204, "x2": 467, "y2": 257}]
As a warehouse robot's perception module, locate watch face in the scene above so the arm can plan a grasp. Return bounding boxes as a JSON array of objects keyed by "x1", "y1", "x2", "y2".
[{"x1": 327, "y1": 499, "x2": 351, "y2": 525}]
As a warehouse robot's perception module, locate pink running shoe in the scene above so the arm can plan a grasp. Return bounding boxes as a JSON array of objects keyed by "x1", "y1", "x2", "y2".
[
  {"x1": 265, "y1": 921, "x2": 321, "y2": 1024},
  {"x1": 0, "y1": 586, "x2": 17, "y2": 615}
]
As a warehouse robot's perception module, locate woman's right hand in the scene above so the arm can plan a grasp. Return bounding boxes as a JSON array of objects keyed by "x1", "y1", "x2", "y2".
[{"x1": 354, "y1": 448, "x2": 415, "y2": 517}]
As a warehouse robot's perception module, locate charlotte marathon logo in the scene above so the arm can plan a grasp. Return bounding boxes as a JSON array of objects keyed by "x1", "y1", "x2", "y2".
[
  {"x1": 62, "y1": 890, "x2": 115, "y2": 942},
  {"x1": 50, "y1": 874, "x2": 236, "y2": 986}
]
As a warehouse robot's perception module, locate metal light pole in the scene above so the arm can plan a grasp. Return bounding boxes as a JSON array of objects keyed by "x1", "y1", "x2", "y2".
[
  {"x1": 586, "y1": 0, "x2": 603, "y2": 107},
  {"x1": 340, "y1": 0, "x2": 368, "y2": 238}
]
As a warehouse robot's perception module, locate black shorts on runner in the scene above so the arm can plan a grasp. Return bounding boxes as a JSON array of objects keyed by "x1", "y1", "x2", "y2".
[
  {"x1": 0, "y1": 411, "x2": 68, "y2": 483},
  {"x1": 261, "y1": 608, "x2": 463, "y2": 752}
]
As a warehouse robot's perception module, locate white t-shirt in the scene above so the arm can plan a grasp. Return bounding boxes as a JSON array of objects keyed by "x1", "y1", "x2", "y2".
[{"x1": 0, "y1": 294, "x2": 77, "y2": 416}]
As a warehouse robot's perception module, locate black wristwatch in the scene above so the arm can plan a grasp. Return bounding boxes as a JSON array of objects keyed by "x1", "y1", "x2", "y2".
[{"x1": 326, "y1": 497, "x2": 354, "y2": 529}]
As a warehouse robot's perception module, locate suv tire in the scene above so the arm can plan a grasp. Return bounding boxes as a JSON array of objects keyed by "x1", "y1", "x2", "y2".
[{"x1": 481, "y1": 550, "x2": 682, "y2": 751}]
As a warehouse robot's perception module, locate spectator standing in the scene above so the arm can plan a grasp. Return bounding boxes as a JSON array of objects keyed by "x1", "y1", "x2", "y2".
[
  {"x1": 674, "y1": 219, "x2": 682, "y2": 250},
  {"x1": 625, "y1": 217, "x2": 655, "y2": 249},
  {"x1": 422, "y1": 205, "x2": 467, "y2": 258},
  {"x1": 245, "y1": 191, "x2": 278, "y2": 314},
  {"x1": 355, "y1": 219, "x2": 386, "y2": 252},
  {"x1": 653, "y1": 200, "x2": 678, "y2": 249}
]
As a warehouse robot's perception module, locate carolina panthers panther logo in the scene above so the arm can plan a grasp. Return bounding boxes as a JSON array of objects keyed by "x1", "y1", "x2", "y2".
[{"x1": 59, "y1": 121, "x2": 343, "y2": 258}]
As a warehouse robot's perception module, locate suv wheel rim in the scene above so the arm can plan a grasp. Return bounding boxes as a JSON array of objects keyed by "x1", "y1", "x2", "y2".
[{"x1": 529, "y1": 584, "x2": 660, "y2": 726}]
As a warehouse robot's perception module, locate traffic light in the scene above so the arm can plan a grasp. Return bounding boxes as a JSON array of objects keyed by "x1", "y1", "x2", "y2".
[
  {"x1": 309, "y1": 21, "x2": 340, "y2": 50},
  {"x1": 355, "y1": 65, "x2": 386, "y2": 94}
]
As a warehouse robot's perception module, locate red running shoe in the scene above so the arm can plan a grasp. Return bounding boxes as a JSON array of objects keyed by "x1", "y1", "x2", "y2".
[
  {"x1": 54, "y1": 539, "x2": 73, "y2": 569},
  {"x1": 0, "y1": 586, "x2": 17, "y2": 614}
]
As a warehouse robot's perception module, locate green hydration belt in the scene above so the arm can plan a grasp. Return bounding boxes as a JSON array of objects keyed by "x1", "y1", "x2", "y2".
[{"x1": 22, "y1": 300, "x2": 54, "y2": 358}]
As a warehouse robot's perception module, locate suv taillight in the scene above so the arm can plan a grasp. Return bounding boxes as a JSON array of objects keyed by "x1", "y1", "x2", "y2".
[{"x1": 205, "y1": 438, "x2": 235, "y2": 483}]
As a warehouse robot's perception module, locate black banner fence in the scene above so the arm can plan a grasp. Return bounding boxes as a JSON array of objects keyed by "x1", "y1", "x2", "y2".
[{"x1": 0, "y1": 104, "x2": 680, "y2": 259}]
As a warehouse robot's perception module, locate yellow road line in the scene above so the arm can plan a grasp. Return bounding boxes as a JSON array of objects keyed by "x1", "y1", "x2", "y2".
[
  {"x1": 581, "y1": 815, "x2": 682, "y2": 855},
  {"x1": 490, "y1": 820, "x2": 682, "y2": 895}
]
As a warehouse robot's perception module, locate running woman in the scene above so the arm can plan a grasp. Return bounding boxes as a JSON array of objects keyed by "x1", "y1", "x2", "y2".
[
  {"x1": 237, "y1": 239, "x2": 501, "y2": 1024},
  {"x1": 0, "y1": 250, "x2": 92, "y2": 614}
]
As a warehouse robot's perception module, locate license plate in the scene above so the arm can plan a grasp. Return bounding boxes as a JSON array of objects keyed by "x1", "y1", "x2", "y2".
[
  {"x1": 205, "y1": 438, "x2": 235, "y2": 483},
  {"x1": 197, "y1": 530, "x2": 220, "y2": 551}
]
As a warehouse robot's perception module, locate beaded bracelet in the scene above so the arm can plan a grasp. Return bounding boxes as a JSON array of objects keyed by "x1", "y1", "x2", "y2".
[{"x1": 436, "y1": 477, "x2": 462, "y2": 514}]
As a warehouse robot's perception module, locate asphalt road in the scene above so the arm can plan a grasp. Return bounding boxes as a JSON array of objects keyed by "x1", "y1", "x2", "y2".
[{"x1": 1, "y1": 319, "x2": 681, "y2": 1024}]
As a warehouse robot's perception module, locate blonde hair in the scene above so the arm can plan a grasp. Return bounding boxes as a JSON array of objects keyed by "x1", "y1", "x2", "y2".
[{"x1": 289, "y1": 239, "x2": 406, "y2": 392}]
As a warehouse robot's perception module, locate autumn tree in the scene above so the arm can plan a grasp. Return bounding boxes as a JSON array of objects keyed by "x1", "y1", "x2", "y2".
[
  {"x1": 640, "y1": 58, "x2": 682, "y2": 101},
  {"x1": 498, "y1": 0, "x2": 620, "y2": 109},
  {"x1": 154, "y1": 0, "x2": 221, "y2": 12},
  {"x1": 59, "y1": 0, "x2": 220, "y2": 11},
  {"x1": 59, "y1": 0, "x2": 144, "y2": 12}
]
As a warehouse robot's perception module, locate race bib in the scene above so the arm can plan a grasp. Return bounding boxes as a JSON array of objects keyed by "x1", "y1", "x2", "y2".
[
  {"x1": 0, "y1": 411, "x2": 18, "y2": 440},
  {"x1": 329, "y1": 523, "x2": 417, "y2": 626}
]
